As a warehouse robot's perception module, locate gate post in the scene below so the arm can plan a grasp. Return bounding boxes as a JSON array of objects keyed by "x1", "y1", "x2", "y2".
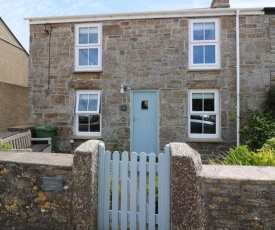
[
  {"x1": 72, "y1": 140, "x2": 103, "y2": 229},
  {"x1": 170, "y1": 142, "x2": 206, "y2": 229}
]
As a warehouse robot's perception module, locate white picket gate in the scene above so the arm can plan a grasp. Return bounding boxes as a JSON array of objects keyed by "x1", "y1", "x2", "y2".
[{"x1": 97, "y1": 144, "x2": 170, "y2": 230}]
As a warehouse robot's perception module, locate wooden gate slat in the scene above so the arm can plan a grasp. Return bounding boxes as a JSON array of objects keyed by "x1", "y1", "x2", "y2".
[
  {"x1": 148, "y1": 153, "x2": 156, "y2": 229},
  {"x1": 139, "y1": 152, "x2": 147, "y2": 229},
  {"x1": 130, "y1": 152, "x2": 137, "y2": 230},
  {"x1": 111, "y1": 151, "x2": 120, "y2": 230},
  {"x1": 103, "y1": 151, "x2": 111, "y2": 229},
  {"x1": 120, "y1": 151, "x2": 128, "y2": 230}
]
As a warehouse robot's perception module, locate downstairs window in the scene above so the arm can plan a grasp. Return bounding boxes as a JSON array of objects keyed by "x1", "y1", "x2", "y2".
[
  {"x1": 75, "y1": 90, "x2": 101, "y2": 136},
  {"x1": 188, "y1": 89, "x2": 220, "y2": 139}
]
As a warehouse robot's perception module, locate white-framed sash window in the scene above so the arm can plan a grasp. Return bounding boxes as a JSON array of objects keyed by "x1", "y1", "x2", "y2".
[
  {"x1": 188, "y1": 89, "x2": 220, "y2": 138},
  {"x1": 189, "y1": 19, "x2": 220, "y2": 70},
  {"x1": 75, "y1": 24, "x2": 102, "y2": 72},
  {"x1": 75, "y1": 90, "x2": 101, "y2": 136}
]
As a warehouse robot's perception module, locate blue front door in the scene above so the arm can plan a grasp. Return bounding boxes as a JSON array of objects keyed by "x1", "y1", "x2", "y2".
[{"x1": 131, "y1": 90, "x2": 158, "y2": 154}]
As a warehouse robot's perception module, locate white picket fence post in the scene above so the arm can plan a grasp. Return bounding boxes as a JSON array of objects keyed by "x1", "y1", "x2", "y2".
[
  {"x1": 158, "y1": 144, "x2": 171, "y2": 230},
  {"x1": 97, "y1": 143, "x2": 105, "y2": 230},
  {"x1": 98, "y1": 145, "x2": 170, "y2": 230}
]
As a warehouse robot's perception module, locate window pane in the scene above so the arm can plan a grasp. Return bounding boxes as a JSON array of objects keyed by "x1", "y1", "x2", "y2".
[
  {"x1": 78, "y1": 115, "x2": 89, "y2": 131},
  {"x1": 192, "y1": 93, "x2": 203, "y2": 111},
  {"x1": 204, "y1": 115, "x2": 216, "y2": 134},
  {"x1": 78, "y1": 115, "x2": 100, "y2": 132},
  {"x1": 78, "y1": 94, "x2": 88, "y2": 111},
  {"x1": 204, "y1": 93, "x2": 215, "y2": 111},
  {"x1": 88, "y1": 94, "x2": 98, "y2": 111},
  {"x1": 193, "y1": 23, "x2": 204, "y2": 40},
  {"x1": 205, "y1": 45, "x2": 215, "y2": 64},
  {"x1": 79, "y1": 27, "x2": 88, "y2": 44},
  {"x1": 205, "y1": 22, "x2": 215, "y2": 40},
  {"x1": 190, "y1": 115, "x2": 216, "y2": 134},
  {"x1": 141, "y1": 100, "x2": 148, "y2": 110},
  {"x1": 89, "y1": 27, "x2": 98, "y2": 43},
  {"x1": 79, "y1": 49, "x2": 88, "y2": 66},
  {"x1": 190, "y1": 115, "x2": 202, "y2": 133},
  {"x1": 90, "y1": 115, "x2": 100, "y2": 132},
  {"x1": 193, "y1": 46, "x2": 203, "y2": 64},
  {"x1": 89, "y1": 49, "x2": 98, "y2": 65},
  {"x1": 192, "y1": 92, "x2": 215, "y2": 112}
]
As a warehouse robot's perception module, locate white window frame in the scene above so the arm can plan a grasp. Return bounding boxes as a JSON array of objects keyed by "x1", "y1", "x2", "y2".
[
  {"x1": 75, "y1": 24, "x2": 102, "y2": 72},
  {"x1": 75, "y1": 90, "x2": 102, "y2": 136},
  {"x1": 188, "y1": 89, "x2": 220, "y2": 139},
  {"x1": 189, "y1": 19, "x2": 220, "y2": 70}
]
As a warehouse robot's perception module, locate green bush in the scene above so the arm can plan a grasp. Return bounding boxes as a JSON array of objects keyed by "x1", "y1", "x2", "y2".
[
  {"x1": 240, "y1": 110, "x2": 275, "y2": 150},
  {"x1": 0, "y1": 142, "x2": 12, "y2": 151},
  {"x1": 216, "y1": 84, "x2": 275, "y2": 166},
  {"x1": 261, "y1": 137, "x2": 275, "y2": 150},
  {"x1": 209, "y1": 144, "x2": 275, "y2": 166}
]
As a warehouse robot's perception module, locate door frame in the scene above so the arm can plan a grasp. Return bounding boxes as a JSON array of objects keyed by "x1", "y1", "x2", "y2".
[{"x1": 130, "y1": 90, "x2": 159, "y2": 154}]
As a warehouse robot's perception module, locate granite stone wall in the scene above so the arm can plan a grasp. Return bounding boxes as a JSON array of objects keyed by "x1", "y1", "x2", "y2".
[
  {"x1": 0, "y1": 152, "x2": 73, "y2": 230},
  {"x1": 0, "y1": 141, "x2": 274, "y2": 229},
  {"x1": 170, "y1": 142, "x2": 275, "y2": 230},
  {"x1": 29, "y1": 14, "x2": 275, "y2": 160},
  {"x1": 200, "y1": 166, "x2": 275, "y2": 229}
]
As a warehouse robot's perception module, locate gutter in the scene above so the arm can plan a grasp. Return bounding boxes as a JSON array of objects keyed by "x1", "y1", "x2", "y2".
[
  {"x1": 24, "y1": 8, "x2": 264, "y2": 24},
  {"x1": 264, "y1": 7, "x2": 275, "y2": 14}
]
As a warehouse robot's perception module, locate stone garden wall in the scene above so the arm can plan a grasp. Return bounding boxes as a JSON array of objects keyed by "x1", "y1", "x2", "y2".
[
  {"x1": 0, "y1": 151, "x2": 73, "y2": 230},
  {"x1": 0, "y1": 141, "x2": 274, "y2": 229},
  {"x1": 200, "y1": 165, "x2": 275, "y2": 229},
  {"x1": 73, "y1": 141, "x2": 275, "y2": 229},
  {"x1": 171, "y1": 142, "x2": 275, "y2": 229}
]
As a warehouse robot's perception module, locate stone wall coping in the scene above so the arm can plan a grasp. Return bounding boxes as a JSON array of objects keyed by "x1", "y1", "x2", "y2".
[
  {"x1": 8, "y1": 125, "x2": 36, "y2": 130},
  {"x1": 200, "y1": 165, "x2": 275, "y2": 181},
  {"x1": 0, "y1": 151, "x2": 73, "y2": 167}
]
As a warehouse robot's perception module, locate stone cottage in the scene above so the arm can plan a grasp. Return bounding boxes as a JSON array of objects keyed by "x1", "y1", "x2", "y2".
[
  {"x1": 25, "y1": 0, "x2": 275, "y2": 160},
  {"x1": 0, "y1": 18, "x2": 29, "y2": 132}
]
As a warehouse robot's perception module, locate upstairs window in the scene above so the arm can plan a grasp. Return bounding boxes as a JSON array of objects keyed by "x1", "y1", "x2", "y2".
[
  {"x1": 75, "y1": 90, "x2": 101, "y2": 136},
  {"x1": 188, "y1": 89, "x2": 220, "y2": 139},
  {"x1": 75, "y1": 24, "x2": 102, "y2": 72},
  {"x1": 189, "y1": 19, "x2": 220, "y2": 70}
]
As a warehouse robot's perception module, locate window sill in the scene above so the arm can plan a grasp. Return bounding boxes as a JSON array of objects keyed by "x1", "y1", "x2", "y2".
[
  {"x1": 188, "y1": 69, "x2": 221, "y2": 72},
  {"x1": 71, "y1": 135, "x2": 102, "y2": 140},
  {"x1": 187, "y1": 138, "x2": 223, "y2": 143},
  {"x1": 74, "y1": 70, "x2": 103, "y2": 73}
]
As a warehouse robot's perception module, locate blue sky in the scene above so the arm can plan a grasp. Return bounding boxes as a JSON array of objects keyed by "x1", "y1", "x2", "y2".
[{"x1": 0, "y1": 0, "x2": 274, "y2": 52}]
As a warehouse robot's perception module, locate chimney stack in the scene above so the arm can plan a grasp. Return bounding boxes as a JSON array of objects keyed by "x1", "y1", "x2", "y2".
[{"x1": 211, "y1": 0, "x2": 230, "y2": 8}]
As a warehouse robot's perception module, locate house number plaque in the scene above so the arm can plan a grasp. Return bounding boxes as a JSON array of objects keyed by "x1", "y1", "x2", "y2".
[{"x1": 43, "y1": 177, "x2": 63, "y2": 191}]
